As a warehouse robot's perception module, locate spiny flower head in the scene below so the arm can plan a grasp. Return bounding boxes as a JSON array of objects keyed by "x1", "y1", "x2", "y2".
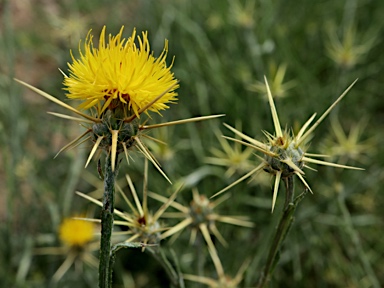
[
  {"x1": 189, "y1": 193, "x2": 214, "y2": 226},
  {"x1": 205, "y1": 124, "x2": 254, "y2": 178},
  {"x1": 64, "y1": 26, "x2": 179, "y2": 117},
  {"x1": 77, "y1": 161, "x2": 181, "y2": 247},
  {"x1": 320, "y1": 118, "x2": 376, "y2": 164},
  {"x1": 59, "y1": 217, "x2": 94, "y2": 247},
  {"x1": 248, "y1": 63, "x2": 296, "y2": 100},
  {"x1": 326, "y1": 24, "x2": 376, "y2": 69},
  {"x1": 150, "y1": 188, "x2": 253, "y2": 246},
  {"x1": 212, "y1": 77, "x2": 363, "y2": 212}
]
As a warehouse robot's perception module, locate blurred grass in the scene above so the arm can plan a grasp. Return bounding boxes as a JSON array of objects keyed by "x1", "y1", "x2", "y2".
[{"x1": 1, "y1": 0, "x2": 383, "y2": 287}]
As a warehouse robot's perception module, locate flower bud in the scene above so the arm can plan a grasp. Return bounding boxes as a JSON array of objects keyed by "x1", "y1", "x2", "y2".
[{"x1": 264, "y1": 137, "x2": 304, "y2": 177}]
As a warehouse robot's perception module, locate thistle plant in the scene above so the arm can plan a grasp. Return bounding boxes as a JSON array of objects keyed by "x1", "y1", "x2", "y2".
[
  {"x1": 15, "y1": 25, "x2": 221, "y2": 288},
  {"x1": 211, "y1": 77, "x2": 363, "y2": 287},
  {"x1": 6, "y1": 2, "x2": 382, "y2": 287}
]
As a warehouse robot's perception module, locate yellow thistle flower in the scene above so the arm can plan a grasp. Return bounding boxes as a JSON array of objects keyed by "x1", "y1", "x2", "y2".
[
  {"x1": 34, "y1": 217, "x2": 99, "y2": 282},
  {"x1": 59, "y1": 217, "x2": 94, "y2": 246},
  {"x1": 212, "y1": 77, "x2": 363, "y2": 212},
  {"x1": 15, "y1": 25, "x2": 223, "y2": 176},
  {"x1": 64, "y1": 26, "x2": 179, "y2": 117}
]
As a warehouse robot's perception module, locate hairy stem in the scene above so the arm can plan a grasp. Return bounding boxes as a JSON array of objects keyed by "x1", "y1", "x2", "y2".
[
  {"x1": 257, "y1": 176, "x2": 306, "y2": 288},
  {"x1": 99, "y1": 153, "x2": 117, "y2": 288}
]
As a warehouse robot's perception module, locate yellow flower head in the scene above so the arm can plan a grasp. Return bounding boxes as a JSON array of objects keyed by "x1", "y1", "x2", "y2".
[
  {"x1": 15, "y1": 25, "x2": 222, "y2": 176},
  {"x1": 59, "y1": 218, "x2": 94, "y2": 247},
  {"x1": 64, "y1": 26, "x2": 179, "y2": 117}
]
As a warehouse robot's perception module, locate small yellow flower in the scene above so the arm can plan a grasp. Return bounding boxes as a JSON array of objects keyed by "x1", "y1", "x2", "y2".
[
  {"x1": 59, "y1": 218, "x2": 94, "y2": 246},
  {"x1": 64, "y1": 26, "x2": 179, "y2": 116},
  {"x1": 34, "y1": 216, "x2": 99, "y2": 282}
]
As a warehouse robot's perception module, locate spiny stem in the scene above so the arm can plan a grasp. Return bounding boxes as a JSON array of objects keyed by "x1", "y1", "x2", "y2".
[
  {"x1": 99, "y1": 153, "x2": 118, "y2": 288},
  {"x1": 257, "y1": 176, "x2": 306, "y2": 288}
]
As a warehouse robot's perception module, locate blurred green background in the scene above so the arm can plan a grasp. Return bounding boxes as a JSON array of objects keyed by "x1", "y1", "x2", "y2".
[{"x1": 1, "y1": 0, "x2": 383, "y2": 287}]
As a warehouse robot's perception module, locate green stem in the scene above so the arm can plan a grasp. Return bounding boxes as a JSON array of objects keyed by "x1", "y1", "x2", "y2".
[
  {"x1": 257, "y1": 176, "x2": 306, "y2": 288},
  {"x1": 99, "y1": 153, "x2": 117, "y2": 288}
]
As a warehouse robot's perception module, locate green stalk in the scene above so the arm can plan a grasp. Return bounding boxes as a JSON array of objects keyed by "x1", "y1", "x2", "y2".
[
  {"x1": 256, "y1": 176, "x2": 306, "y2": 288},
  {"x1": 99, "y1": 153, "x2": 117, "y2": 288}
]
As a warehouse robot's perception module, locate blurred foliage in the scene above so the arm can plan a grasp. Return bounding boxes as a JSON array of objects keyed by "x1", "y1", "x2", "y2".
[{"x1": 1, "y1": 0, "x2": 383, "y2": 287}]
